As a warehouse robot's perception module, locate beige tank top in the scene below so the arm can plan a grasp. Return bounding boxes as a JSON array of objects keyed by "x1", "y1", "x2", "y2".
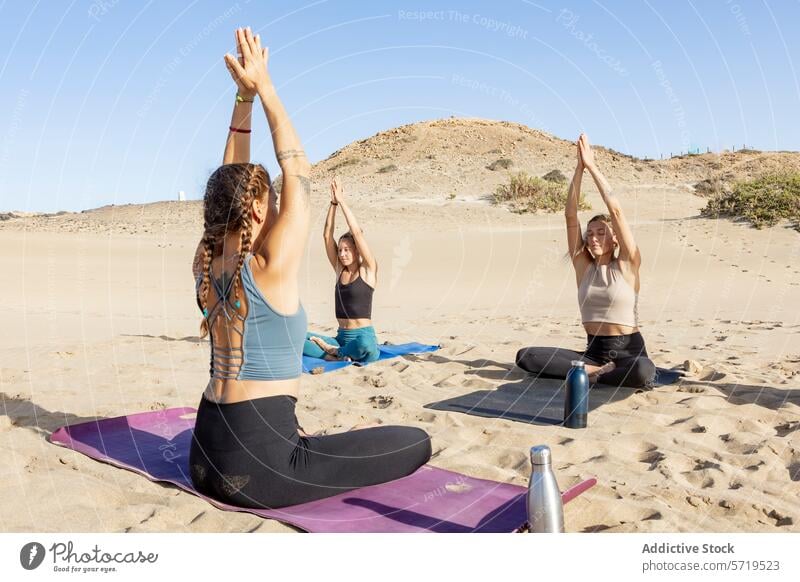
[{"x1": 577, "y1": 259, "x2": 639, "y2": 328}]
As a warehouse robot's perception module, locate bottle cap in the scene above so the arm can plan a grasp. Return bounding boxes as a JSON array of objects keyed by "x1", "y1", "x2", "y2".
[
  {"x1": 530, "y1": 444, "x2": 552, "y2": 465},
  {"x1": 570, "y1": 360, "x2": 585, "y2": 367}
]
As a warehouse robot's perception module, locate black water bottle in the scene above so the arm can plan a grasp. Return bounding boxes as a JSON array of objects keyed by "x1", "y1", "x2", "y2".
[{"x1": 563, "y1": 360, "x2": 589, "y2": 429}]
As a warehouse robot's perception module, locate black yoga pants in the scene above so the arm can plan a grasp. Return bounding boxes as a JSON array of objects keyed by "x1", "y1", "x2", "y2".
[
  {"x1": 515, "y1": 332, "x2": 656, "y2": 388},
  {"x1": 189, "y1": 394, "x2": 432, "y2": 508}
]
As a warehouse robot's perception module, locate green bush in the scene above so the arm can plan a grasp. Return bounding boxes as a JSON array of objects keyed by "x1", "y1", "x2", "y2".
[
  {"x1": 694, "y1": 175, "x2": 727, "y2": 197},
  {"x1": 377, "y1": 164, "x2": 398, "y2": 174},
  {"x1": 493, "y1": 172, "x2": 590, "y2": 214},
  {"x1": 701, "y1": 173, "x2": 800, "y2": 230}
]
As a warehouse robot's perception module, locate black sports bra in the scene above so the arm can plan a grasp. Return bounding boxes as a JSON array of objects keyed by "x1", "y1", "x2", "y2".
[{"x1": 334, "y1": 271, "x2": 373, "y2": 319}]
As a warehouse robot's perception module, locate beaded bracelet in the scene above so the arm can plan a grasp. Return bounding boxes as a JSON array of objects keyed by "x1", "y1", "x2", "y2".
[{"x1": 229, "y1": 126, "x2": 252, "y2": 134}]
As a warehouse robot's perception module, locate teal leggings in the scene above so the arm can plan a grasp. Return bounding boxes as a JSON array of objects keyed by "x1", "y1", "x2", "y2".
[{"x1": 304, "y1": 326, "x2": 380, "y2": 363}]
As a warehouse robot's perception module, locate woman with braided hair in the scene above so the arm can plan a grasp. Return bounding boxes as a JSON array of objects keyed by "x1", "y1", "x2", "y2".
[{"x1": 188, "y1": 28, "x2": 431, "y2": 509}]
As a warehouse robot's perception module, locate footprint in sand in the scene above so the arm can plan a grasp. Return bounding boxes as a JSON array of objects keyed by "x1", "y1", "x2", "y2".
[
  {"x1": 368, "y1": 395, "x2": 393, "y2": 409},
  {"x1": 638, "y1": 450, "x2": 666, "y2": 471},
  {"x1": 679, "y1": 382, "x2": 709, "y2": 393},
  {"x1": 460, "y1": 378, "x2": 495, "y2": 390},
  {"x1": 775, "y1": 421, "x2": 800, "y2": 437}
]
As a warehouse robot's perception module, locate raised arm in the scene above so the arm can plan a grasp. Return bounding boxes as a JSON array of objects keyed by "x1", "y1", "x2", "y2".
[
  {"x1": 222, "y1": 29, "x2": 255, "y2": 164},
  {"x1": 332, "y1": 178, "x2": 377, "y2": 276},
  {"x1": 225, "y1": 28, "x2": 311, "y2": 276},
  {"x1": 323, "y1": 181, "x2": 339, "y2": 270},
  {"x1": 565, "y1": 138, "x2": 586, "y2": 265},
  {"x1": 578, "y1": 134, "x2": 640, "y2": 267}
]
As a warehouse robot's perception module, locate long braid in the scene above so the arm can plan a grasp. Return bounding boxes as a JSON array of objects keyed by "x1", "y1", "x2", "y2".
[
  {"x1": 198, "y1": 231, "x2": 216, "y2": 338},
  {"x1": 229, "y1": 169, "x2": 259, "y2": 307},
  {"x1": 198, "y1": 163, "x2": 271, "y2": 338}
]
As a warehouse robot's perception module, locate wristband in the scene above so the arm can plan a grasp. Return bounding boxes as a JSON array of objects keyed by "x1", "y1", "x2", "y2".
[
  {"x1": 229, "y1": 126, "x2": 252, "y2": 134},
  {"x1": 235, "y1": 93, "x2": 254, "y2": 103},
  {"x1": 330, "y1": 202, "x2": 338, "y2": 206}
]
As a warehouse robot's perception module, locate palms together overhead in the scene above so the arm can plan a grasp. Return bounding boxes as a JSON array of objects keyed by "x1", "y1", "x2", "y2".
[{"x1": 224, "y1": 27, "x2": 270, "y2": 97}]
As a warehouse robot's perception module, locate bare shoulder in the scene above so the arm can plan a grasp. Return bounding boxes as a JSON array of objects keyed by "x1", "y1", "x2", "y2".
[
  {"x1": 361, "y1": 264, "x2": 377, "y2": 288},
  {"x1": 571, "y1": 252, "x2": 592, "y2": 284},
  {"x1": 615, "y1": 257, "x2": 640, "y2": 289}
]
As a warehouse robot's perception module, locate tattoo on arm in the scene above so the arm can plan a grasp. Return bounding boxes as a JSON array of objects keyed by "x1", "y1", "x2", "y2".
[{"x1": 276, "y1": 149, "x2": 307, "y2": 161}]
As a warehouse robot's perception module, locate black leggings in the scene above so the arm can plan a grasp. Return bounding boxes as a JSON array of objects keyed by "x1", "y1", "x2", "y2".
[
  {"x1": 189, "y1": 394, "x2": 431, "y2": 508},
  {"x1": 515, "y1": 332, "x2": 656, "y2": 388}
]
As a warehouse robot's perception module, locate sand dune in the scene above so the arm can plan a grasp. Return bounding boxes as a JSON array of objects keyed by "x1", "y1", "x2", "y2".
[{"x1": 1, "y1": 119, "x2": 798, "y2": 532}]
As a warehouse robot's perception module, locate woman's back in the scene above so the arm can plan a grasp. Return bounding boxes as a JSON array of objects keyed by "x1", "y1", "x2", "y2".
[{"x1": 200, "y1": 252, "x2": 306, "y2": 404}]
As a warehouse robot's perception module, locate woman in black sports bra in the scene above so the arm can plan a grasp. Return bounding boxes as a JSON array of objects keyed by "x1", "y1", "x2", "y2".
[{"x1": 304, "y1": 177, "x2": 381, "y2": 363}]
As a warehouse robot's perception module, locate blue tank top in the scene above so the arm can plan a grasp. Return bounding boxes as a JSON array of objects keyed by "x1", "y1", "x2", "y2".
[{"x1": 198, "y1": 253, "x2": 307, "y2": 381}]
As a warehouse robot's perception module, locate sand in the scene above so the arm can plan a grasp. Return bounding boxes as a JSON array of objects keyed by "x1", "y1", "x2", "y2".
[{"x1": 1, "y1": 119, "x2": 798, "y2": 533}]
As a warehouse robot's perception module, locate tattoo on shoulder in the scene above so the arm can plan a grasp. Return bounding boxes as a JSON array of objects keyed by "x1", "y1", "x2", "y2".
[{"x1": 276, "y1": 149, "x2": 307, "y2": 161}]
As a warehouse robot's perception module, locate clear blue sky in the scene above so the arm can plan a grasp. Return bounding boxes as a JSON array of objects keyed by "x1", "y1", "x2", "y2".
[{"x1": 1, "y1": 0, "x2": 798, "y2": 212}]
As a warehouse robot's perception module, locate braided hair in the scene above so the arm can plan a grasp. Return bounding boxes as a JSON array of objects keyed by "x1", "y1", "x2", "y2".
[{"x1": 198, "y1": 163, "x2": 270, "y2": 338}]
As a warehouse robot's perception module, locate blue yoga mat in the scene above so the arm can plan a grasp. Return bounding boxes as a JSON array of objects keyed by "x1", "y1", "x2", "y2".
[{"x1": 303, "y1": 342, "x2": 440, "y2": 374}]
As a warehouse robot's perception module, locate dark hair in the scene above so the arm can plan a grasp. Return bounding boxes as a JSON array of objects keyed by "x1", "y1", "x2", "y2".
[
  {"x1": 197, "y1": 163, "x2": 270, "y2": 338},
  {"x1": 338, "y1": 231, "x2": 356, "y2": 247}
]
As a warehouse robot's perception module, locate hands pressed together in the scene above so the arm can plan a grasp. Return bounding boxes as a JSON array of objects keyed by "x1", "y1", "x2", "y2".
[
  {"x1": 576, "y1": 132, "x2": 597, "y2": 172},
  {"x1": 224, "y1": 27, "x2": 271, "y2": 99},
  {"x1": 330, "y1": 177, "x2": 346, "y2": 206}
]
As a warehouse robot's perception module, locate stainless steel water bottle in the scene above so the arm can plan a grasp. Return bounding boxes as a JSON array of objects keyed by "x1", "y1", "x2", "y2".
[
  {"x1": 526, "y1": 445, "x2": 564, "y2": 533},
  {"x1": 564, "y1": 360, "x2": 589, "y2": 429}
]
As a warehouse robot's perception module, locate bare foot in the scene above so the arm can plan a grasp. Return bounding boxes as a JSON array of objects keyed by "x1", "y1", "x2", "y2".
[
  {"x1": 587, "y1": 361, "x2": 616, "y2": 384},
  {"x1": 311, "y1": 336, "x2": 340, "y2": 358}
]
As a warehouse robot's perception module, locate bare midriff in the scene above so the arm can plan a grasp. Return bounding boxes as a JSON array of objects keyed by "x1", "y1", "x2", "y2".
[
  {"x1": 337, "y1": 317, "x2": 373, "y2": 330},
  {"x1": 203, "y1": 377, "x2": 300, "y2": 404},
  {"x1": 583, "y1": 321, "x2": 638, "y2": 336}
]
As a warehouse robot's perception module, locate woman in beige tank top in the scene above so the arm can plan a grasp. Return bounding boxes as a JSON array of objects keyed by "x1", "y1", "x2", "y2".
[{"x1": 515, "y1": 134, "x2": 656, "y2": 388}]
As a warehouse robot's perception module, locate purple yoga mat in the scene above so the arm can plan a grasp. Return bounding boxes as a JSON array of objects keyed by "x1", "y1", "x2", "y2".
[{"x1": 49, "y1": 407, "x2": 595, "y2": 533}]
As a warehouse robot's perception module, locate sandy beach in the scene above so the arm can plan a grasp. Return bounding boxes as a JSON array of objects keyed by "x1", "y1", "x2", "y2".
[{"x1": 1, "y1": 119, "x2": 798, "y2": 533}]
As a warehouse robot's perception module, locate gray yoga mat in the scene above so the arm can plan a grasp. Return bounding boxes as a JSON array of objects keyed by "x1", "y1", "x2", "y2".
[{"x1": 425, "y1": 367, "x2": 684, "y2": 426}]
